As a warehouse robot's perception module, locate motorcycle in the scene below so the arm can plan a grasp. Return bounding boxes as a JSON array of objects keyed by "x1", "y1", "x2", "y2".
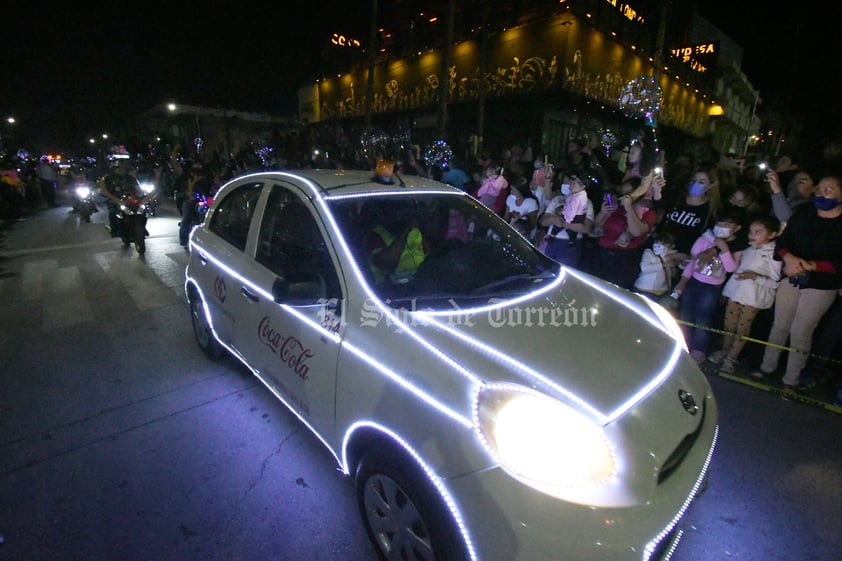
[
  {"x1": 116, "y1": 194, "x2": 150, "y2": 254},
  {"x1": 139, "y1": 180, "x2": 160, "y2": 217},
  {"x1": 194, "y1": 191, "x2": 214, "y2": 222},
  {"x1": 71, "y1": 181, "x2": 98, "y2": 222}
]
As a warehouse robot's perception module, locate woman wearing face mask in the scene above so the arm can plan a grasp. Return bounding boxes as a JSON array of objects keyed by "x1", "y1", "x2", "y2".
[
  {"x1": 659, "y1": 162, "x2": 722, "y2": 258},
  {"x1": 752, "y1": 171, "x2": 842, "y2": 393}
]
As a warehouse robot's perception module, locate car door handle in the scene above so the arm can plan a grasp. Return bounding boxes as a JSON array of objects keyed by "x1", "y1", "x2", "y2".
[
  {"x1": 197, "y1": 251, "x2": 208, "y2": 265},
  {"x1": 241, "y1": 286, "x2": 259, "y2": 302}
]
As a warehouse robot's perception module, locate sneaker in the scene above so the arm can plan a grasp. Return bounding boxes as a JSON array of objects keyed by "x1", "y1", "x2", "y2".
[
  {"x1": 751, "y1": 369, "x2": 772, "y2": 380},
  {"x1": 720, "y1": 358, "x2": 737, "y2": 374},
  {"x1": 797, "y1": 372, "x2": 817, "y2": 390},
  {"x1": 707, "y1": 350, "x2": 726, "y2": 364},
  {"x1": 780, "y1": 383, "x2": 802, "y2": 401},
  {"x1": 689, "y1": 350, "x2": 706, "y2": 364}
]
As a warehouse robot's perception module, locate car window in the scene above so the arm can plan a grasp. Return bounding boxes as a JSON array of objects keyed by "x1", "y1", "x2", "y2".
[
  {"x1": 208, "y1": 182, "x2": 263, "y2": 250},
  {"x1": 255, "y1": 184, "x2": 342, "y2": 300},
  {"x1": 329, "y1": 193, "x2": 559, "y2": 308}
]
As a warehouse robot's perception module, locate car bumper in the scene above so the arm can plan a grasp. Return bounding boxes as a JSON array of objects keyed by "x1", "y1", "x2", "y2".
[{"x1": 444, "y1": 396, "x2": 718, "y2": 561}]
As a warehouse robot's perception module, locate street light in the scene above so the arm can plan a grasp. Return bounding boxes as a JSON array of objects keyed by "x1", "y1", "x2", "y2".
[{"x1": 167, "y1": 102, "x2": 202, "y2": 155}]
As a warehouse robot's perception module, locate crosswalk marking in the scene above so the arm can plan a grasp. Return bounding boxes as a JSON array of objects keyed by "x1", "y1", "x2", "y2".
[
  {"x1": 4, "y1": 247, "x2": 187, "y2": 331},
  {"x1": 95, "y1": 251, "x2": 181, "y2": 311},
  {"x1": 41, "y1": 265, "x2": 94, "y2": 330},
  {"x1": 22, "y1": 259, "x2": 57, "y2": 302}
]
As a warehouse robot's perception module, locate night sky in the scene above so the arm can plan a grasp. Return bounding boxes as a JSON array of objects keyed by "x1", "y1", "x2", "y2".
[{"x1": 4, "y1": 1, "x2": 839, "y2": 156}]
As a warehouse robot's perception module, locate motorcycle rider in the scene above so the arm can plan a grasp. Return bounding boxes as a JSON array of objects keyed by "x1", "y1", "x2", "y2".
[
  {"x1": 98, "y1": 159, "x2": 142, "y2": 237},
  {"x1": 179, "y1": 162, "x2": 214, "y2": 246}
]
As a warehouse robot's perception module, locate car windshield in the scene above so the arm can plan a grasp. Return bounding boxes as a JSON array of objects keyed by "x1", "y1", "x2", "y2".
[{"x1": 328, "y1": 192, "x2": 560, "y2": 308}]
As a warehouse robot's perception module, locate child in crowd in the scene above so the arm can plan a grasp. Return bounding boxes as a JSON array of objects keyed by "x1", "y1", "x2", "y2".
[
  {"x1": 707, "y1": 215, "x2": 782, "y2": 373},
  {"x1": 475, "y1": 164, "x2": 509, "y2": 209},
  {"x1": 560, "y1": 173, "x2": 590, "y2": 228},
  {"x1": 634, "y1": 231, "x2": 680, "y2": 300},
  {"x1": 667, "y1": 212, "x2": 741, "y2": 363}
]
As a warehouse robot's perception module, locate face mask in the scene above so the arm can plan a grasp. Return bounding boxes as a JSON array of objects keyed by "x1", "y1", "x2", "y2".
[
  {"x1": 533, "y1": 161, "x2": 544, "y2": 169},
  {"x1": 814, "y1": 196, "x2": 842, "y2": 211},
  {"x1": 688, "y1": 181, "x2": 707, "y2": 197},
  {"x1": 713, "y1": 226, "x2": 733, "y2": 239},
  {"x1": 561, "y1": 183, "x2": 572, "y2": 196},
  {"x1": 652, "y1": 243, "x2": 667, "y2": 256}
]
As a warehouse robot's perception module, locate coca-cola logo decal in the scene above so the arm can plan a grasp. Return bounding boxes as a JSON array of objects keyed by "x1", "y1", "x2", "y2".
[{"x1": 257, "y1": 315, "x2": 314, "y2": 380}]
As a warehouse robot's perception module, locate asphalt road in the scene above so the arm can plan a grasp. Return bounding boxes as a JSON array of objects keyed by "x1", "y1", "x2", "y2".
[{"x1": 1, "y1": 187, "x2": 840, "y2": 561}]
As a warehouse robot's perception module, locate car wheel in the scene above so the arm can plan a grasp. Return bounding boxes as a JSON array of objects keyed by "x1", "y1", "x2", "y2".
[
  {"x1": 189, "y1": 290, "x2": 221, "y2": 360},
  {"x1": 356, "y1": 449, "x2": 467, "y2": 561}
]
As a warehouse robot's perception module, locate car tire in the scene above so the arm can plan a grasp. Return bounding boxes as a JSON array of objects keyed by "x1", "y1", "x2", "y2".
[
  {"x1": 189, "y1": 289, "x2": 221, "y2": 360},
  {"x1": 356, "y1": 448, "x2": 467, "y2": 561}
]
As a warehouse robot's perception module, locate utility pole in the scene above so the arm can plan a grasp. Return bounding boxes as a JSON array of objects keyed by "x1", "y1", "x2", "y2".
[
  {"x1": 476, "y1": 3, "x2": 490, "y2": 159},
  {"x1": 365, "y1": 0, "x2": 378, "y2": 127},
  {"x1": 653, "y1": 0, "x2": 671, "y2": 83},
  {"x1": 437, "y1": 0, "x2": 455, "y2": 140}
]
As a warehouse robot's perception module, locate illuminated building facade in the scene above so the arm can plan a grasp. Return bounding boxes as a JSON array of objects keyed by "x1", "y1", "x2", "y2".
[{"x1": 298, "y1": 0, "x2": 761, "y2": 165}]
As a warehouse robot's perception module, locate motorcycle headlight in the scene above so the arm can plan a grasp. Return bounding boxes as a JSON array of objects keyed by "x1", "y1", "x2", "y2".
[
  {"x1": 139, "y1": 182, "x2": 155, "y2": 194},
  {"x1": 75, "y1": 186, "x2": 91, "y2": 198},
  {"x1": 475, "y1": 384, "x2": 616, "y2": 495}
]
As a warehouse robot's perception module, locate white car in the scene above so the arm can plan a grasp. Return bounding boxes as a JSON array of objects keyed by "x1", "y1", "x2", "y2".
[{"x1": 185, "y1": 169, "x2": 718, "y2": 561}]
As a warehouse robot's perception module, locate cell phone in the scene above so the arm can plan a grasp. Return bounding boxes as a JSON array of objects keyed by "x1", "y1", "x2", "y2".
[
  {"x1": 605, "y1": 194, "x2": 614, "y2": 206},
  {"x1": 758, "y1": 161, "x2": 768, "y2": 170},
  {"x1": 654, "y1": 166, "x2": 663, "y2": 176}
]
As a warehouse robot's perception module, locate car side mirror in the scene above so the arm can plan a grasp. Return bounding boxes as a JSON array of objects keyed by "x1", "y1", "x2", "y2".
[{"x1": 272, "y1": 273, "x2": 326, "y2": 304}]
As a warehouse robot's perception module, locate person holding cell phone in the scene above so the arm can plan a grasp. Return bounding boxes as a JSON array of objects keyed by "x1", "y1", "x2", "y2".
[
  {"x1": 766, "y1": 165, "x2": 817, "y2": 225},
  {"x1": 587, "y1": 177, "x2": 658, "y2": 289}
]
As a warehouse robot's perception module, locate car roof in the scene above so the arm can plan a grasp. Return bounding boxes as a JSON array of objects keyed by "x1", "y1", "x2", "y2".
[{"x1": 235, "y1": 168, "x2": 462, "y2": 198}]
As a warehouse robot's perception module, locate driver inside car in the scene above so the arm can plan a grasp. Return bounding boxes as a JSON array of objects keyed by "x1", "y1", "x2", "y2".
[{"x1": 362, "y1": 201, "x2": 429, "y2": 284}]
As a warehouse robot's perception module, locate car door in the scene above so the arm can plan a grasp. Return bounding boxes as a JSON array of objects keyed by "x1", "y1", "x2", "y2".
[
  {"x1": 190, "y1": 180, "x2": 265, "y2": 347},
  {"x1": 229, "y1": 181, "x2": 345, "y2": 442}
]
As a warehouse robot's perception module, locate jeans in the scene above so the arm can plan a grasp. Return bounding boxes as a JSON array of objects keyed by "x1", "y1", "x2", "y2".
[{"x1": 679, "y1": 278, "x2": 724, "y2": 354}]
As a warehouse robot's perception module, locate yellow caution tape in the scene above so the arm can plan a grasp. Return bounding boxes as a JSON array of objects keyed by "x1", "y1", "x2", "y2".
[
  {"x1": 674, "y1": 319, "x2": 842, "y2": 367},
  {"x1": 717, "y1": 371, "x2": 842, "y2": 415}
]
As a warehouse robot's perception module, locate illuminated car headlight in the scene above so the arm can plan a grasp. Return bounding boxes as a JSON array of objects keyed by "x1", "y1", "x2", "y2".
[
  {"x1": 140, "y1": 182, "x2": 155, "y2": 194},
  {"x1": 75, "y1": 185, "x2": 91, "y2": 198},
  {"x1": 475, "y1": 384, "x2": 616, "y2": 495}
]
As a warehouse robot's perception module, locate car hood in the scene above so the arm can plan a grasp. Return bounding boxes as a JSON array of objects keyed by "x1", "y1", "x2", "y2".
[{"x1": 407, "y1": 268, "x2": 693, "y2": 422}]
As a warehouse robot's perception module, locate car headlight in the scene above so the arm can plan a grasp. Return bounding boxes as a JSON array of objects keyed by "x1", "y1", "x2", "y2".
[
  {"x1": 475, "y1": 384, "x2": 616, "y2": 495},
  {"x1": 139, "y1": 182, "x2": 155, "y2": 194},
  {"x1": 75, "y1": 186, "x2": 91, "y2": 198}
]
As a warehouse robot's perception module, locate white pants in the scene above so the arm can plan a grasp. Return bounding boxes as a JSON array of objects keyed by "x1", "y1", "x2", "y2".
[{"x1": 760, "y1": 280, "x2": 838, "y2": 385}]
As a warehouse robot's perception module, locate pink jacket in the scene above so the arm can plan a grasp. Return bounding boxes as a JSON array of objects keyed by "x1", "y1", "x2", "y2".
[
  {"x1": 476, "y1": 174, "x2": 508, "y2": 199},
  {"x1": 682, "y1": 229, "x2": 738, "y2": 285}
]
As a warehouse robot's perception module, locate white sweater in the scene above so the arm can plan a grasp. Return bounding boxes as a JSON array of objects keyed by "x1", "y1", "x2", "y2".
[
  {"x1": 634, "y1": 248, "x2": 678, "y2": 294},
  {"x1": 721, "y1": 241, "x2": 782, "y2": 309}
]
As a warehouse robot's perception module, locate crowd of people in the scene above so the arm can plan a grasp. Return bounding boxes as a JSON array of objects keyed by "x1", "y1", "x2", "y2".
[{"x1": 419, "y1": 136, "x2": 842, "y2": 405}]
